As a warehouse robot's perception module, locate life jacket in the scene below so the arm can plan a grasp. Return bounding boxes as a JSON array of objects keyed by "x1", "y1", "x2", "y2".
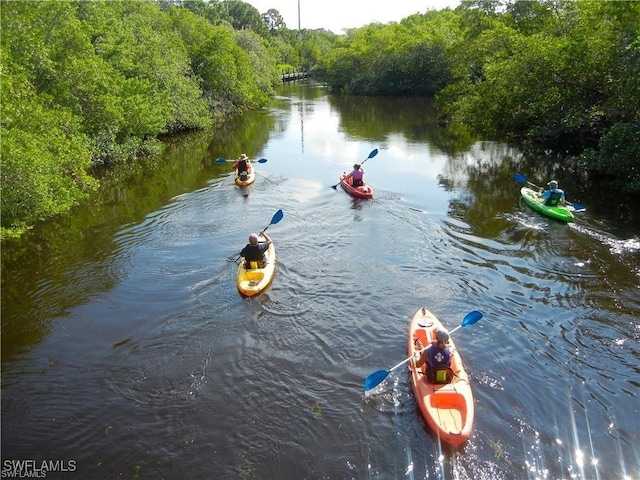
[
  {"x1": 545, "y1": 191, "x2": 563, "y2": 206},
  {"x1": 351, "y1": 169, "x2": 364, "y2": 186},
  {"x1": 428, "y1": 344, "x2": 451, "y2": 368}
]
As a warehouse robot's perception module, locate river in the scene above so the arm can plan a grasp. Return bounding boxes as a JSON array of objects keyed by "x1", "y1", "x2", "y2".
[{"x1": 2, "y1": 82, "x2": 639, "y2": 480}]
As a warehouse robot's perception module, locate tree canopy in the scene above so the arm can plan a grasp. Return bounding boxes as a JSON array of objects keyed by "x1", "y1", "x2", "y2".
[
  {"x1": 3, "y1": 0, "x2": 638, "y2": 236},
  {"x1": 1, "y1": 0, "x2": 280, "y2": 236}
]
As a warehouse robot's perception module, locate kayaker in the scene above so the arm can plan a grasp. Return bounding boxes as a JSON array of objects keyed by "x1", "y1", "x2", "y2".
[
  {"x1": 539, "y1": 180, "x2": 566, "y2": 206},
  {"x1": 233, "y1": 154, "x2": 252, "y2": 181},
  {"x1": 346, "y1": 163, "x2": 365, "y2": 187},
  {"x1": 240, "y1": 231, "x2": 272, "y2": 269},
  {"x1": 413, "y1": 327, "x2": 453, "y2": 384}
]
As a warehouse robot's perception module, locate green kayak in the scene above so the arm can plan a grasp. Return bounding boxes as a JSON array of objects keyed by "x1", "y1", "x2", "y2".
[{"x1": 520, "y1": 187, "x2": 574, "y2": 223}]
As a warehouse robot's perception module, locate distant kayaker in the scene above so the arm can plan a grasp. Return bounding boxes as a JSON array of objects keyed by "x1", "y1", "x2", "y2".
[
  {"x1": 346, "y1": 163, "x2": 365, "y2": 187},
  {"x1": 233, "y1": 154, "x2": 252, "y2": 181},
  {"x1": 240, "y1": 231, "x2": 272, "y2": 269},
  {"x1": 413, "y1": 327, "x2": 453, "y2": 384},
  {"x1": 539, "y1": 180, "x2": 566, "y2": 206}
]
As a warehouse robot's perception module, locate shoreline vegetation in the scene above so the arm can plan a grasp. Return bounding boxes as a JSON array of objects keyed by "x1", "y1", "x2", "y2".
[{"x1": 2, "y1": 0, "x2": 638, "y2": 237}]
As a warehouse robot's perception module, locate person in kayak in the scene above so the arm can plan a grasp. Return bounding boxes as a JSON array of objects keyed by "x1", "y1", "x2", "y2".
[
  {"x1": 346, "y1": 163, "x2": 365, "y2": 187},
  {"x1": 539, "y1": 180, "x2": 566, "y2": 206},
  {"x1": 233, "y1": 154, "x2": 252, "y2": 181},
  {"x1": 240, "y1": 231, "x2": 272, "y2": 269},
  {"x1": 414, "y1": 327, "x2": 453, "y2": 384}
]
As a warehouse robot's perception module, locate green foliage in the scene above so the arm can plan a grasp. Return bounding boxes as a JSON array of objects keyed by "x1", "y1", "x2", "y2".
[
  {"x1": 233, "y1": 29, "x2": 279, "y2": 101},
  {"x1": 320, "y1": 12, "x2": 457, "y2": 96},
  {"x1": 221, "y1": 0, "x2": 267, "y2": 36},
  {"x1": 0, "y1": 0, "x2": 284, "y2": 235},
  {"x1": 1, "y1": 64, "x2": 97, "y2": 233},
  {"x1": 574, "y1": 122, "x2": 640, "y2": 193},
  {"x1": 262, "y1": 8, "x2": 286, "y2": 32}
]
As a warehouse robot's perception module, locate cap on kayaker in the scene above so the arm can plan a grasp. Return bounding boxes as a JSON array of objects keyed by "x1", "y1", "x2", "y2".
[
  {"x1": 436, "y1": 327, "x2": 449, "y2": 344},
  {"x1": 240, "y1": 153, "x2": 248, "y2": 160},
  {"x1": 249, "y1": 233, "x2": 259, "y2": 245},
  {"x1": 547, "y1": 180, "x2": 558, "y2": 189}
]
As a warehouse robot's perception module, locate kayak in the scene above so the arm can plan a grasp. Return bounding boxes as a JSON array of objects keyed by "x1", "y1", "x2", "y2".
[
  {"x1": 520, "y1": 187, "x2": 574, "y2": 223},
  {"x1": 339, "y1": 174, "x2": 373, "y2": 199},
  {"x1": 236, "y1": 235, "x2": 276, "y2": 296},
  {"x1": 235, "y1": 168, "x2": 256, "y2": 186},
  {"x1": 408, "y1": 307, "x2": 474, "y2": 449}
]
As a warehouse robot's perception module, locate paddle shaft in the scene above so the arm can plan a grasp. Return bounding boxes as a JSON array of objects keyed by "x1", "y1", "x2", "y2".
[
  {"x1": 389, "y1": 345, "x2": 428, "y2": 372},
  {"x1": 390, "y1": 322, "x2": 466, "y2": 372},
  {"x1": 216, "y1": 158, "x2": 267, "y2": 164}
]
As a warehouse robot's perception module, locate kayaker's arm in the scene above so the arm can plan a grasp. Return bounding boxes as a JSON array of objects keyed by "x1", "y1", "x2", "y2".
[
  {"x1": 259, "y1": 231, "x2": 272, "y2": 245},
  {"x1": 412, "y1": 339, "x2": 429, "y2": 368}
]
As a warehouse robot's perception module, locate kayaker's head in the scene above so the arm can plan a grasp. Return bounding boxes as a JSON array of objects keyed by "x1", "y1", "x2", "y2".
[
  {"x1": 248, "y1": 233, "x2": 259, "y2": 245},
  {"x1": 435, "y1": 327, "x2": 449, "y2": 345},
  {"x1": 239, "y1": 153, "x2": 248, "y2": 160},
  {"x1": 547, "y1": 180, "x2": 558, "y2": 189},
  {"x1": 353, "y1": 164, "x2": 361, "y2": 170}
]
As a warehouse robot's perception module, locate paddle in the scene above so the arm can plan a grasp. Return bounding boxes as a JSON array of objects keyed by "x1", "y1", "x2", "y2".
[
  {"x1": 216, "y1": 157, "x2": 268, "y2": 164},
  {"x1": 363, "y1": 310, "x2": 483, "y2": 392},
  {"x1": 262, "y1": 209, "x2": 283, "y2": 233},
  {"x1": 512, "y1": 173, "x2": 585, "y2": 211},
  {"x1": 331, "y1": 148, "x2": 379, "y2": 189},
  {"x1": 235, "y1": 209, "x2": 284, "y2": 262}
]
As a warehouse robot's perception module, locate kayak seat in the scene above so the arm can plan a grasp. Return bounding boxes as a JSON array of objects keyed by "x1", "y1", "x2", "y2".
[
  {"x1": 244, "y1": 270, "x2": 263, "y2": 281},
  {"x1": 245, "y1": 259, "x2": 266, "y2": 270}
]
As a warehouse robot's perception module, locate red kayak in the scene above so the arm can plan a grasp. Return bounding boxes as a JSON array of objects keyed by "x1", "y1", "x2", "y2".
[{"x1": 339, "y1": 174, "x2": 373, "y2": 199}]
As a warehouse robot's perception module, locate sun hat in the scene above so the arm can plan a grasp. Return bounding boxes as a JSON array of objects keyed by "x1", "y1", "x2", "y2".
[
  {"x1": 547, "y1": 180, "x2": 558, "y2": 188},
  {"x1": 435, "y1": 327, "x2": 450, "y2": 343},
  {"x1": 240, "y1": 154, "x2": 248, "y2": 160},
  {"x1": 249, "y1": 233, "x2": 259, "y2": 244}
]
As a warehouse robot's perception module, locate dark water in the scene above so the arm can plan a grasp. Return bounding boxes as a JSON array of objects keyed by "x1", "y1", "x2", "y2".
[{"x1": 2, "y1": 83, "x2": 639, "y2": 480}]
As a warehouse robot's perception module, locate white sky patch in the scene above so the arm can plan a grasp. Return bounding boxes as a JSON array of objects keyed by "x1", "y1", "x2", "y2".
[{"x1": 245, "y1": 0, "x2": 461, "y2": 34}]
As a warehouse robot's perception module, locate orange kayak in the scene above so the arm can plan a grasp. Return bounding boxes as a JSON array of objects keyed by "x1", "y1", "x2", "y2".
[{"x1": 408, "y1": 307, "x2": 474, "y2": 448}]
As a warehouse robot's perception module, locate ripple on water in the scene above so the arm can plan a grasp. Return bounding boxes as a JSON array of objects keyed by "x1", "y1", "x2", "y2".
[{"x1": 107, "y1": 334, "x2": 211, "y2": 406}]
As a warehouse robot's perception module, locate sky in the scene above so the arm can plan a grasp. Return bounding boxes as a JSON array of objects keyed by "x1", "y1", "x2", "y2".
[{"x1": 244, "y1": 0, "x2": 461, "y2": 34}]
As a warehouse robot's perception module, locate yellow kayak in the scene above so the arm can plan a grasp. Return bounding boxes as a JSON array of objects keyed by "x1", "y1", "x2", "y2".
[
  {"x1": 236, "y1": 235, "x2": 276, "y2": 296},
  {"x1": 235, "y1": 168, "x2": 256, "y2": 186}
]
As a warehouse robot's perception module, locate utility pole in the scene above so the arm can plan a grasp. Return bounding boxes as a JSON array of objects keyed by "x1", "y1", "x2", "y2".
[{"x1": 298, "y1": 0, "x2": 301, "y2": 42}]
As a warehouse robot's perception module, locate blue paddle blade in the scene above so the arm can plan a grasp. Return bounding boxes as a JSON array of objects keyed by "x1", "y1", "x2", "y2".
[
  {"x1": 215, "y1": 158, "x2": 226, "y2": 163},
  {"x1": 512, "y1": 173, "x2": 527, "y2": 183},
  {"x1": 368, "y1": 148, "x2": 379, "y2": 159},
  {"x1": 271, "y1": 209, "x2": 284, "y2": 224},
  {"x1": 364, "y1": 369, "x2": 390, "y2": 391},
  {"x1": 257, "y1": 158, "x2": 268, "y2": 163},
  {"x1": 462, "y1": 310, "x2": 483, "y2": 326}
]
